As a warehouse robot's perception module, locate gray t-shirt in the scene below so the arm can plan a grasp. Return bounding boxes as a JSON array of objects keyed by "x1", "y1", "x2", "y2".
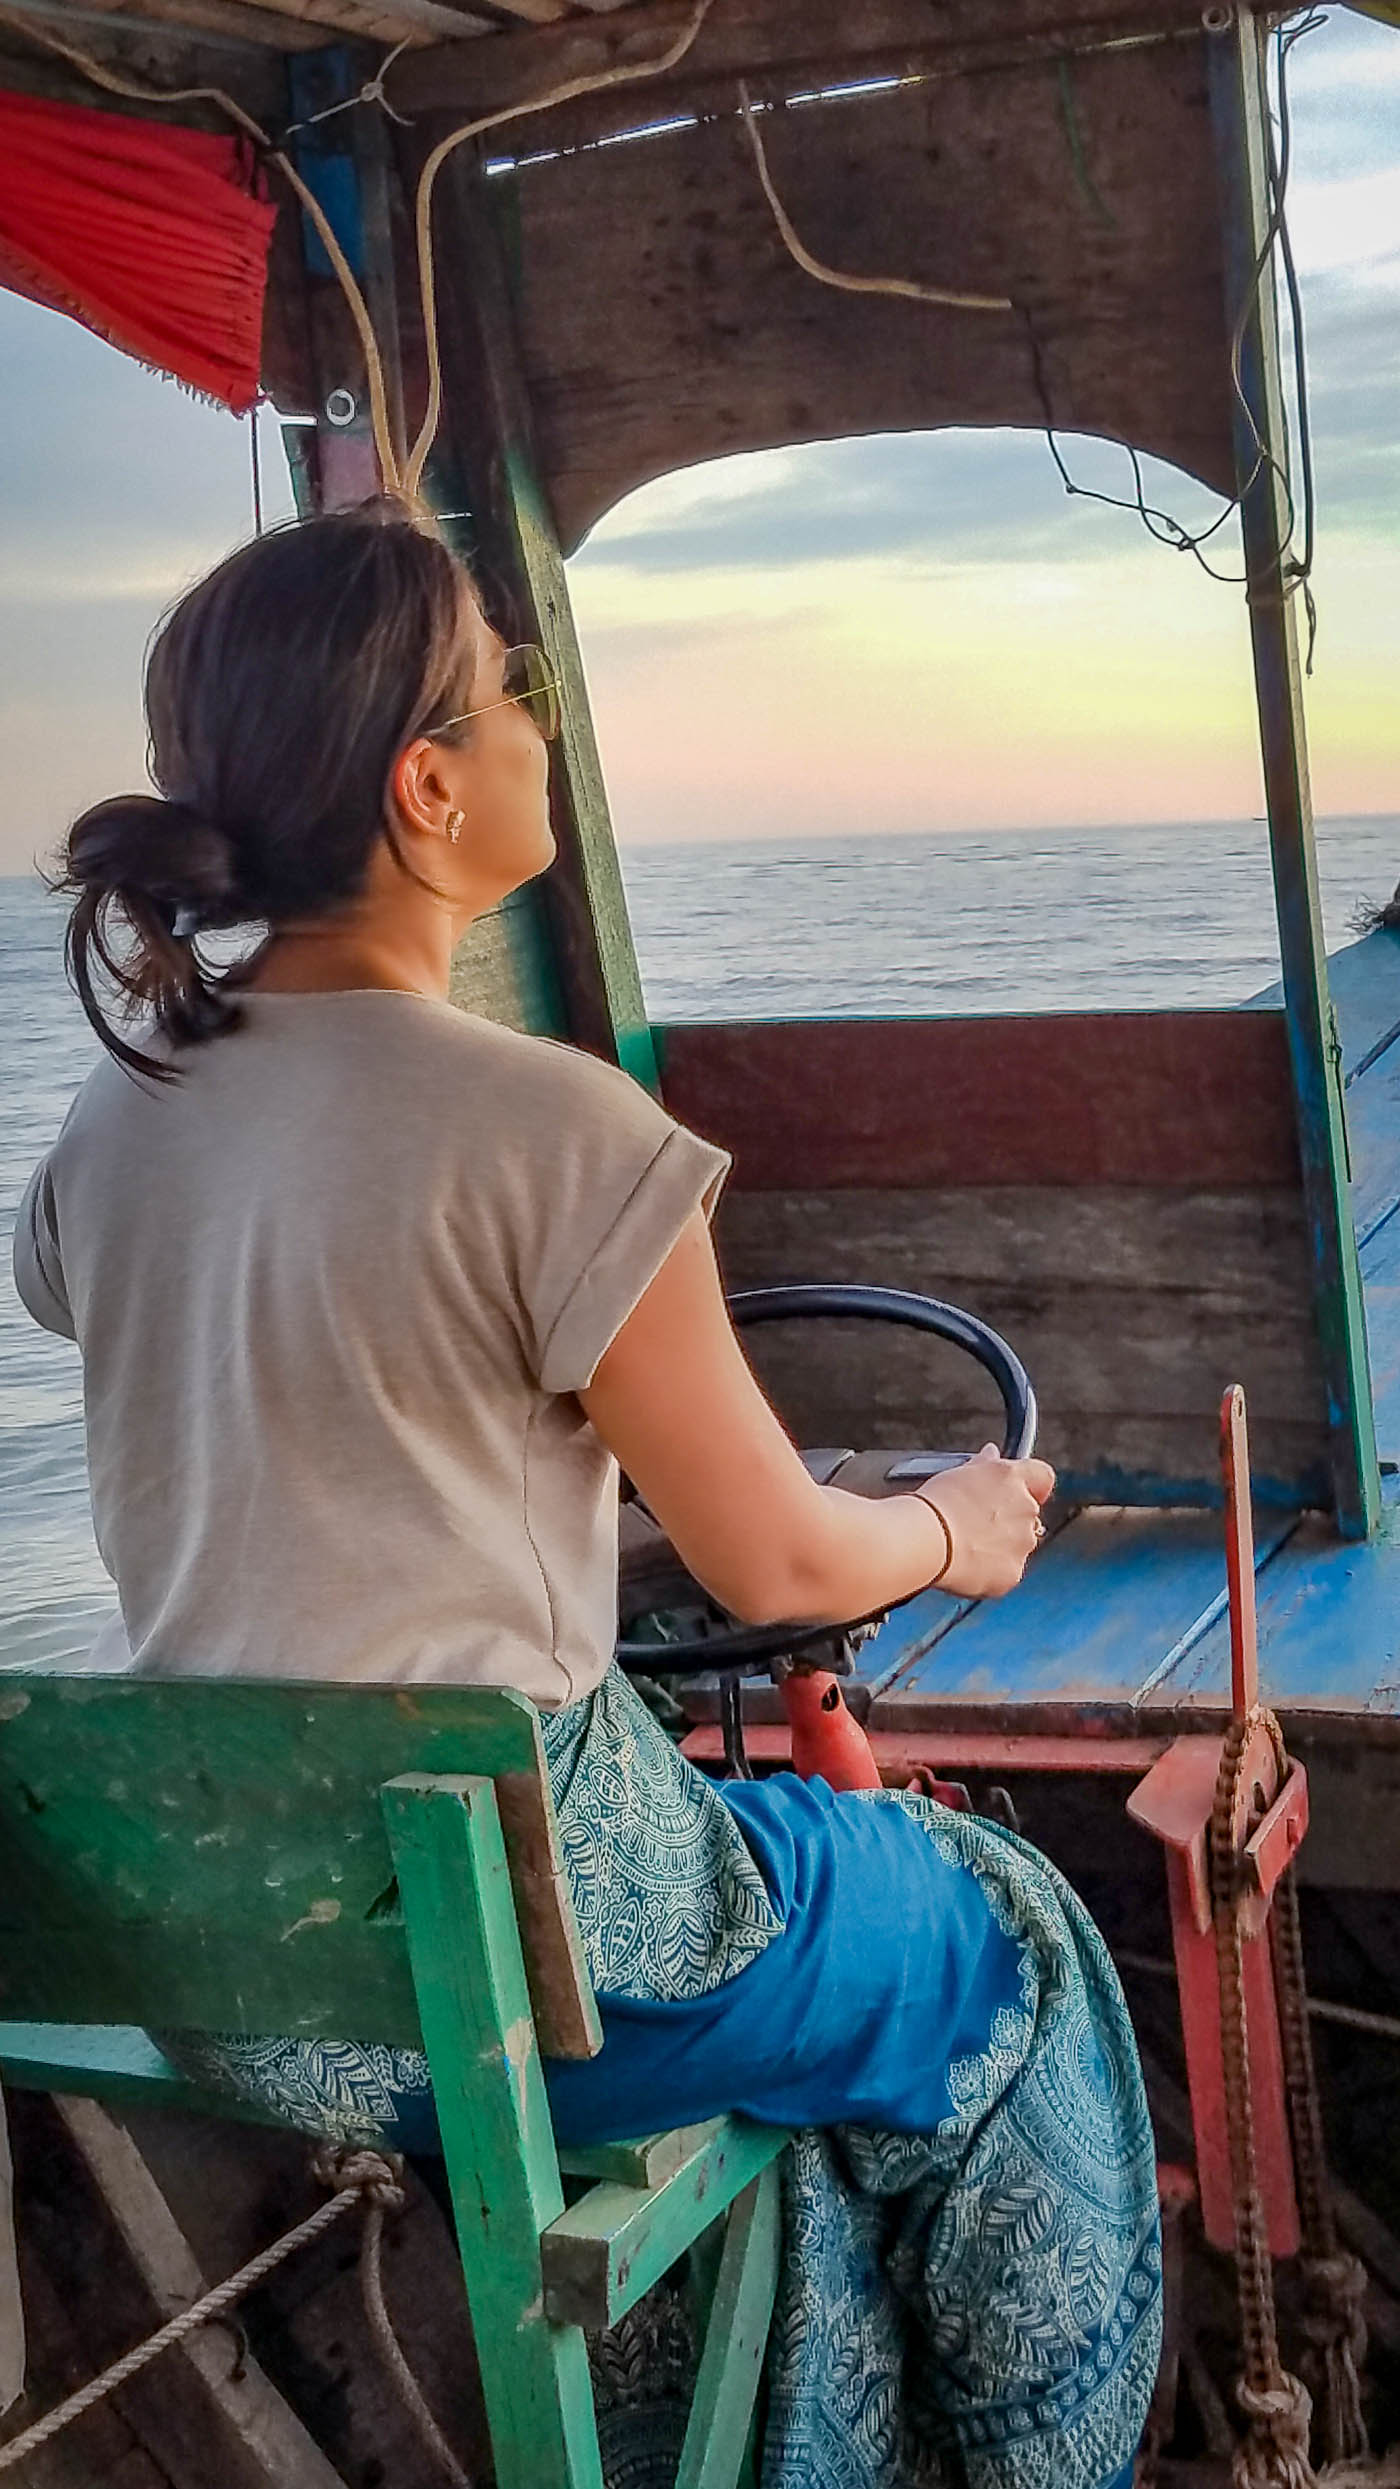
[{"x1": 13, "y1": 992, "x2": 728, "y2": 1705}]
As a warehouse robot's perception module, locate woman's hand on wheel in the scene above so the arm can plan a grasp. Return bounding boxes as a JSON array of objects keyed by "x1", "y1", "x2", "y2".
[{"x1": 916, "y1": 1444, "x2": 1056, "y2": 1600}]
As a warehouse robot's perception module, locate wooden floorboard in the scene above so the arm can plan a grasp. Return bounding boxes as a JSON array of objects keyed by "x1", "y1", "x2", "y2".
[
  {"x1": 869, "y1": 1504, "x2": 1295, "y2": 1721},
  {"x1": 1147, "y1": 1498, "x2": 1400, "y2": 1713}
]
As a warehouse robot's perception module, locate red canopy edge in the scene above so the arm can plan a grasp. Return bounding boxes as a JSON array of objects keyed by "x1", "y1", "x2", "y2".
[{"x1": 0, "y1": 86, "x2": 276, "y2": 413}]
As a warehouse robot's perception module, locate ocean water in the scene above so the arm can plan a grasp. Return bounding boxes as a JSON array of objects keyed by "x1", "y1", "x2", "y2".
[{"x1": 3, "y1": 812, "x2": 1399, "y2": 1665}]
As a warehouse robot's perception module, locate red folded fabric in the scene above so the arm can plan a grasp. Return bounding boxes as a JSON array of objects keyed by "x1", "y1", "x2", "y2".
[{"x1": 0, "y1": 85, "x2": 275, "y2": 410}]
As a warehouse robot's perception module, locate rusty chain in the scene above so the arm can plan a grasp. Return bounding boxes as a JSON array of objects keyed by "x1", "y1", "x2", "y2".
[{"x1": 1210, "y1": 1701, "x2": 1381, "y2": 2487}]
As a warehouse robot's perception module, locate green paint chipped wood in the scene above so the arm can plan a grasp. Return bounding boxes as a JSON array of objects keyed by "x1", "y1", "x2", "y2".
[
  {"x1": 0, "y1": 1676, "x2": 596, "y2": 2054},
  {"x1": 383, "y1": 1773, "x2": 603, "y2": 2489},
  {"x1": 540, "y1": 2118, "x2": 787, "y2": 2331},
  {"x1": 0, "y1": 1676, "x2": 791, "y2": 2489},
  {"x1": 429, "y1": 153, "x2": 658, "y2": 1092},
  {"x1": 676, "y1": 2165, "x2": 781, "y2": 2489}
]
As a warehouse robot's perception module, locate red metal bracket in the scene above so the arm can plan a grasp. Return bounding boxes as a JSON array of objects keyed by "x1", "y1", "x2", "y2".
[{"x1": 1125, "y1": 1385, "x2": 1306, "y2": 2259}]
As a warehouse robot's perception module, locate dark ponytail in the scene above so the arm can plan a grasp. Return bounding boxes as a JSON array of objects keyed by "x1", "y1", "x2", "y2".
[
  {"x1": 58, "y1": 795, "x2": 245, "y2": 1082},
  {"x1": 54, "y1": 500, "x2": 481, "y2": 1080}
]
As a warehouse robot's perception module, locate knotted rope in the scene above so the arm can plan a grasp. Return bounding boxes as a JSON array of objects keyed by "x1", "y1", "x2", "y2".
[{"x1": 0, "y1": 2144, "x2": 470, "y2": 2485}]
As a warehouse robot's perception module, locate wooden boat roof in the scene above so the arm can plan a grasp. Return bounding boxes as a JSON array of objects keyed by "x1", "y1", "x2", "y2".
[{"x1": 0, "y1": 0, "x2": 1273, "y2": 543}]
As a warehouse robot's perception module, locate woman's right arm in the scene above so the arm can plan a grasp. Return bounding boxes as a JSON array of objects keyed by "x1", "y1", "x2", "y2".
[{"x1": 579, "y1": 1211, "x2": 1054, "y2": 1627}]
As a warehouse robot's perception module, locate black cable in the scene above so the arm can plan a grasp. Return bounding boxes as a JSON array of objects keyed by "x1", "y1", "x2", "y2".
[{"x1": 1029, "y1": 7, "x2": 1323, "y2": 619}]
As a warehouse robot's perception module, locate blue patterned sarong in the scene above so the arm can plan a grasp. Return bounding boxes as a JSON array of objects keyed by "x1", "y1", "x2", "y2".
[{"x1": 166, "y1": 1667, "x2": 1161, "y2": 2489}]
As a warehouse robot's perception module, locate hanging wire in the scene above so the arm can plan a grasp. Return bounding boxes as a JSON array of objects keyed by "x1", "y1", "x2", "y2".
[
  {"x1": 280, "y1": 38, "x2": 415, "y2": 140},
  {"x1": 735, "y1": 8, "x2": 1322, "y2": 630},
  {"x1": 1024, "y1": 7, "x2": 1323, "y2": 646}
]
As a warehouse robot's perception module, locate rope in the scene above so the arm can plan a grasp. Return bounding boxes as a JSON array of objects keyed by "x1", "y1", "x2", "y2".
[
  {"x1": 0, "y1": 2144, "x2": 472, "y2": 2486},
  {"x1": 0, "y1": 0, "x2": 717, "y2": 502},
  {"x1": 283, "y1": 39, "x2": 416, "y2": 136},
  {"x1": 402, "y1": 0, "x2": 715, "y2": 496},
  {"x1": 0, "y1": 2, "x2": 402, "y2": 490},
  {"x1": 736, "y1": 82, "x2": 1014, "y2": 317},
  {"x1": 1116, "y1": 1949, "x2": 1400, "y2": 2046},
  {"x1": 1271, "y1": 1866, "x2": 1369, "y2": 2467},
  {"x1": 358, "y1": 2190, "x2": 472, "y2": 2488}
]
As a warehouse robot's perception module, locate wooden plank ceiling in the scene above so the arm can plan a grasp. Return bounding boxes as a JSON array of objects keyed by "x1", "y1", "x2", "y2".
[{"x1": 0, "y1": 0, "x2": 633, "y2": 71}]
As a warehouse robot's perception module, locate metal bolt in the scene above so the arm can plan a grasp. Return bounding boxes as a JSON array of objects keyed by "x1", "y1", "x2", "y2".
[{"x1": 325, "y1": 388, "x2": 358, "y2": 429}]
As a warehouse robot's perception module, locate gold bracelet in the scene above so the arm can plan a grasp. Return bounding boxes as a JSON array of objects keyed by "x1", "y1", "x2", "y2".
[{"x1": 918, "y1": 1496, "x2": 954, "y2": 1586}]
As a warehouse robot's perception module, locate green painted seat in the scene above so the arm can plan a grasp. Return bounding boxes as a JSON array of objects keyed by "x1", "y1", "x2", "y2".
[{"x1": 0, "y1": 1676, "x2": 789, "y2": 2489}]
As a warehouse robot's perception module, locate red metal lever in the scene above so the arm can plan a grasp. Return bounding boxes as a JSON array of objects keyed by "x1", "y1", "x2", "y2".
[{"x1": 1126, "y1": 1383, "x2": 1305, "y2": 2257}]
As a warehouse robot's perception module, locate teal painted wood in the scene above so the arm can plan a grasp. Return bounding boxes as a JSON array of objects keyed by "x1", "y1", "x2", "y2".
[
  {"x1": 0, "y1": 1678, "x2": 584, "y2": 2047},
  {"x1": 1145, "y1": 1496, "x2": 1400, "y2": 1713},
  {"x1": 383, "y1": 1773, "x2": 604, "y2": 2489},
  {"x1": 675, "y1": 2166, "x2": 781, "y2": 2489},
  {"x1": 1360, "y1": 1204, "x2": 1400, "y2": 1464},
  {"x1": 540, "y1": 2118, "x2": 788, "y2": 2332},
  {"x1": 430, "y1": 154, "x2": 658, "y2": 1092},
  {"x1": 0, "y1": 2024, "x2": 288, "y2": 2128},
  {"x1": 871, "y1": 1505, "x2": 1297, "y2": 1717},
  {"x1": 854, "y1": 1508, "x2": 1074, "y2": 1696},
  {"x1": 0, "y1": 2021, "x2": 716, "y2": 2193},
  {"x1": 561, "y1": 2124, "x2": 727, "y2": 2189},
  {"x1": 1344, "y1": 1039, "x2": 1400, "y2": 1251},
  {"x1": 1207, "y1": 16, "x2": 1380, "y2": 1538}
]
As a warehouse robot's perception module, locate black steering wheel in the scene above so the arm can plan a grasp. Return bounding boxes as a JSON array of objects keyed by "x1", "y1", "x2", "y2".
[{"x1": 615, "y1": 1282, "x2": 1037, "y2": 1678}]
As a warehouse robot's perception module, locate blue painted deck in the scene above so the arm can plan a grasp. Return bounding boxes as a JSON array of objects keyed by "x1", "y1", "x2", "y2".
[{"x1": 862, "y1": 930, "x2": 1400, "y2": 1735}]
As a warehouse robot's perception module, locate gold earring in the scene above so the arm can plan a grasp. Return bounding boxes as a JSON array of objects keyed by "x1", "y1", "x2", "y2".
[{"x1": 446, "y1": 809, "x2": 464, "y2": 844}]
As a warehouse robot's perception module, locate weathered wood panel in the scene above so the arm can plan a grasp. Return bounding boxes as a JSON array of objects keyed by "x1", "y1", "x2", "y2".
[
  {"x1": 1145, "y1": 1502, "x2": 1400, "y2": 1719},
  {"x1": 661, "y1": 1013, "x2": 1300, "y2": 1190},
  {"x1": 485, "y1": 36, "x2": 1233, "y2": 551},
  {"x1": 868, "y1": 1502, "x2": 1297, "y2": 1711},
  {"x1": 716, "y1": 1183, "x2": 1330, "y2": 1502},
  {"x1": 392, "y1": 0, "x2": 1222, "y2": 136}
]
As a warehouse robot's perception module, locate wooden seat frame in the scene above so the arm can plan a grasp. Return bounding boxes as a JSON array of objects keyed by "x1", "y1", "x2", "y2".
[{"x1": 0, "y1": 1677, "x2": 789, "y2": 2489}]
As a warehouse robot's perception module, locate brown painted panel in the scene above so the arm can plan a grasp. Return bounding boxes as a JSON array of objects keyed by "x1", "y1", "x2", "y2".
[
  {"x1": 715, "y1": 1182, "x2": 1328, "y2": 1498},
  {"x1": 660, "y1": 1012, "x2": 1300, "y2": 1189},
  {"x1": 490, "y1": 36, "x2": 1233, "y2": 550}
]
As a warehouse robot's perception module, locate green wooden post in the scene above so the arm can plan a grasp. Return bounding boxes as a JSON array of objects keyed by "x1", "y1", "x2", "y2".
[
  {"x1": 381, "y1": 1774, "x2": 604, "y2": 2489},
  {"x1": 426, "y1": 150, "x2": 659, "y2": 1093},
  {"x1": 1208, "y1": 11, "x2": 1380, "y2": 1537},
  {"x1": 675, "y1": 2165, "x2": 781, "y2": 2489}
]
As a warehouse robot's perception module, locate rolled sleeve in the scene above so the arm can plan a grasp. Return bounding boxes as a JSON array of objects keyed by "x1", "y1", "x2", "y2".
[
  {"x1": 12, "y1": 1162, "x2": 75, "y2": 1340},
  {"x1": 537, "y1": 1125, "x2": 730, "y2": 1395}
]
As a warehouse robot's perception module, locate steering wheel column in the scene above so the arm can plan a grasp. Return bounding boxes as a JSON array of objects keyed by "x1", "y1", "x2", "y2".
[{"x1": 616, "y1": 1283, "x2": 1038, "y2": 1786}]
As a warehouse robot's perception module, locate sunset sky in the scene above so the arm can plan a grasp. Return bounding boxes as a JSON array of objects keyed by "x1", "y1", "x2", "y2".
[{"x1": 0, "y1": 7, "x2": 1395, "y2": 874}]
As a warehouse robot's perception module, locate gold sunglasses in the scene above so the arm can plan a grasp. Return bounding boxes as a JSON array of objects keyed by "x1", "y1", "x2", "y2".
[{"x1": 436, "y1": 643, "x2": 561, "y2": 745}]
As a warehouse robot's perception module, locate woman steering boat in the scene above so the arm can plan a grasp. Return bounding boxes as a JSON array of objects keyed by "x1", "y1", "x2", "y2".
[{"x1": 12, "y1": 498, "x2": 1160, "y2": 2489}]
